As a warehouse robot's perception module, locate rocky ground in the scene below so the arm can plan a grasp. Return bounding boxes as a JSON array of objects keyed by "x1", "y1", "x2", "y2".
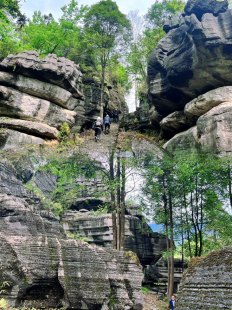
[
  {"x1": 79, "y1": 122, "x2": 119, "y2": 168},
  {"x1": 143, "y1": 292, "x2": 167, "y2": 310}
]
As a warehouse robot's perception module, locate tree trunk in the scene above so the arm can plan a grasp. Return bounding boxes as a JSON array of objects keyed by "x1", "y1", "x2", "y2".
[
  {"x1": 116, "y1": 153, "x2": 121, "y2": 250},
  {"x1": 190, "y1": 191, "x2": 198, "y2": 257},
  {"x1": 183, "y1": 189, "x2": 192, "y2": 258},
  {"x1": 120, "y1": 158, "x2": 126, "y2": 250},
  {"x1": 168, "y1": 190, "x2": 174, "y2": 299},
  {"x1": 100, "y1": 62, "x2": 106, "y2": 119},
  {"x1": 162, "y1": 175, "x2": 172, "y2": 299},
  {"x1": 110, "y1": 150, "x2": 117, "y2": 249},
  {"x1": 228, "y1": 163, "x2": 232, "y2": 211}
]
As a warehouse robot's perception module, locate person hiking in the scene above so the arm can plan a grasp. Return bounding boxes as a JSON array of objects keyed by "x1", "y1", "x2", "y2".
[
  {"x1": 103, "y1": 114, "x2": 111, "y2": 134},
  {"x1": 169, "y1": 295, "x2": 176, "y2": 310},
  {"x1": 93, "y1": 116, "x2": 103, "y2": 141}
]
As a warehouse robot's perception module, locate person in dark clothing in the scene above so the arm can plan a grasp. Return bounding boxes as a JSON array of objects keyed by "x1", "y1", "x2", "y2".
[
  {"x1": 93, "y1": 117, "x2": 103, "y2": 141},
  {"x1": 113, "y1": 109, "x2": 119, "y2": 123},
  {"x1": 169, "y1": 295, "x2": 176, "y2": 310},
  {"x1": 103, "y1": 114, "x2": 111, "y2": 133}
]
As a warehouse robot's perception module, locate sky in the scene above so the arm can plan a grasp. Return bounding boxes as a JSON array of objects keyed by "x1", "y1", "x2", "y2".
[{"x1": 21, "y1": 0, "x2": 155, "y2": 19}]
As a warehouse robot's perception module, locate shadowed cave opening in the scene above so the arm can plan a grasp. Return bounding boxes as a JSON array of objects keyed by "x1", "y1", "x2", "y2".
[{"x1": 17, "y1": 278, "x2": 64, "y2": 308}]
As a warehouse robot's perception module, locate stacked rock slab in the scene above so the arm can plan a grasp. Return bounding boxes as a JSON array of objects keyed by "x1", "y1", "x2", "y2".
[
  {"x1": 176, "y1": 248, "x2": 232, "y2": 309},
  {"x1": 62, "y1": 211, "x2": 167, "y2": 266},
  {"x1": 0, "y1": 160, "x2": 143, "y2": 309},
  {"x1": 146, "y1": 0, "x2": 232, "y2": 154},
  {"x1": 148, "y1": 0, "x2": 231, "y2": 117},
  {"x1": 0, "y1": 51, "x2": 85, "y2": 149},
  {"x1": 163, "y1": 87, "x2": 232, "y2": 154}
]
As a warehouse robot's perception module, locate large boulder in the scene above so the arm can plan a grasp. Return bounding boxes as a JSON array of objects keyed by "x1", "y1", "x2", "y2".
[
  {"x1": 164, "y1": 126, "x2": 199, "y2": 153},
  {"x1": 0, "y1": 51, "x2": 83, "y2": 98},
  {"x1": 0, "y1": 51, "x2": 86, "y2": 148},
  {"x1": 164, "y1": 101, "x2": 232, "y2": 155},
  {"x1": 176, "y1": 248, "x2": 232, "y2": 309},
  {"x1": 0, "y1": 160, "x2": 143, "y2": 309},
  {"x1": 184, "y1": 86, "x2": 232, "y2": 120},
  {"x1": 0, "y1": 118, "x2": 59, "y2": 139},
  {"x1": 148, "y1": 0, "x2": 232, "y2": 116},
  {"x1": 197, "y1": 101, "x2": 232, "y2": 154},
  {"x1": 160, "y1": 111, "x2": 194, "y2": 136}
]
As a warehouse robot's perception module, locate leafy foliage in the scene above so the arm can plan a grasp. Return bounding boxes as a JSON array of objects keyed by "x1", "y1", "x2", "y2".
[{"x1": 143, "y1": 151, "x2": 232, "y2": 258}]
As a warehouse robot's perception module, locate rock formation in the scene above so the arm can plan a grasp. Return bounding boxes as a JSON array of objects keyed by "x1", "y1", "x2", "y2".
[
  {"x1": 164, "y1": 87, "x2": 232, "y2": 154},
  {"x1": 146, "y1": 0, "x2": 232, "y2": 154},
  {"x1": 0, "y1": 51, "x2": 84, "y2": 149},
  {"x1": 0, "y1": 159, "x2": 143, "y2": 309},
  {"x1": 176, "y1": 248, "x2": 232, "y2": 309},
  {"x1": 0, "y1": 51, "x2": 125, "y2": 149},
  {"x1": 62, "y1": 210, "x2": 167, "y2": 266},
  {"x1": 148, "y1": 0, "x2": 231, "y2": 116}
]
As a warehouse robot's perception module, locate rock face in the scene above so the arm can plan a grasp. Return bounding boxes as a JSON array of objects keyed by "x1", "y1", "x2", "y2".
[
  {"x1": 148, "y1": 0, "x2": 232, "y2": 116},
  {"x1": 0, "y1": 160, "x2": 143, "y2": 309},
  {"x1": 176, "y1": 248, "x2": 232, "y2": 309},
  {"x1": 82, "y1": 77, "x2": 126, "y2": 128},
  {"x1": 0, "y1": 51, "x2": 84, "y2": 149},
  {"x1": 0, "y1": 51, "x2": 126, "y2": 146},
  {"x1": 0, "y1": 51, "x2": 83, "y2": 96},
  {"x1": 164, "y1": 99, "x2": 232, "y2": 155},
  {"x1": 144, "y1": 258, "x2": 184, "y2": 294},
  {"x1": 62, "y1": 211, "x2": 167, "y2": 266}
]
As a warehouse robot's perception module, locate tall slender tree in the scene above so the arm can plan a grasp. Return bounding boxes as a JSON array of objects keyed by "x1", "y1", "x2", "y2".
[{"x1": 83, "y1": 0, "x2": 131, "y2": 117}]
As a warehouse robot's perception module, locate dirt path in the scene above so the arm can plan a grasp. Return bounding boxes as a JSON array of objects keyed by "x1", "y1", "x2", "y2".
[{"x1": 143, "y1": 292, "x2": 167, "y2": 310}]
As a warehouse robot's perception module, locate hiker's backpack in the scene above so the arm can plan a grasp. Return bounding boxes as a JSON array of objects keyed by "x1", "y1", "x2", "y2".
[{"x1": 95, "y1": 120, "x2": 101, "y2": 127}]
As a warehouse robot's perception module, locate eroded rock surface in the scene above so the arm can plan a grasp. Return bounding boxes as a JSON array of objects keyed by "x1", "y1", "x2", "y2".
[
  {"x1": 62, "y1": 212, "x2": 167, "y2": 266},
  {"x1": 0, "y1": 51, "x2": 85, "y2": 149},
  {"x1": 176, "y1": 248, "x2": 232, "y2": 309},
  {"x1": 164, "y1": 100, "x2": 232, "y2": 155},
  {"x1": 148, "y1": 0, "x2": 232, "y2": 116},
  {"x1": 0, "y1": 51, "x2": 83, "y2": 97},
  {"x1": 0, "y1": 160, "x2": 143, "y2": 309}
]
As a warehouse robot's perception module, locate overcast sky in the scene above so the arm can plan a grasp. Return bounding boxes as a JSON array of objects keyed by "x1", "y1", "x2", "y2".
[{"x1": 21, "y1": 0, "x2": 155, "y2": 19}]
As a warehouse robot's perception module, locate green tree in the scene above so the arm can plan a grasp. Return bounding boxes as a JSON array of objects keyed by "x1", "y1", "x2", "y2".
[
  {"x1": 0, "y1": 0, "x2": 22, "y2": 19},
  {"x1": 20, "y1": 1, "x2": 87, "y2": 58},
  {"x1": 146, "y1": 0, "x2": 185, "y2": 28},
  {"x1": 83, "y1": 0, "x2": 131, "y2": 116},
  {"x1": 0, "y1": 0, "x2": 26, "y2": 59},
  {"x1": 143, "y1": 151, "x2": 232, "y2": 297}
]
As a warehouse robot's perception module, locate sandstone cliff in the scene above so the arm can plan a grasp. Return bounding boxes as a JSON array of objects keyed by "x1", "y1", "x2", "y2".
[
  {"x1": 0, "y1": 157, "x2": 143, "y2": 309},
  {"x1": 146, "y1": 0, "x2": 232, "y2": 154},
  {"x1": 176, "y1": 248, "x2": 232, "y2": 309},
  {"x1": 148, "y1": 0, "x2": 231, "y2": 116},
  {"x1": 0, "y1": 51, "x2": 125, "y2": 150},
  {"x1": 0, "y1": 51, "x2": 84, "y2": 149}
]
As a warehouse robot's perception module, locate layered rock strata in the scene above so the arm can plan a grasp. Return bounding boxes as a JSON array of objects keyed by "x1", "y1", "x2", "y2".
[
  {"x1": 176, "y1": 248, "x2": 232, "y2": 309},
  {"x1": 148, "y1": 0, "x2": 232, "y2": 116},
  {"x1": 163, "y1": 88, "x2": 232, "y2": 154},
  {"x1": 0, "y1": 51, "x2": 84, "y2": 149},
  {"x1": 0, "y1": 160, "x2": 143, "y2": 309},
  {"x1": 62, "y1": 211, "x2": 167, "y2": 266}
]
